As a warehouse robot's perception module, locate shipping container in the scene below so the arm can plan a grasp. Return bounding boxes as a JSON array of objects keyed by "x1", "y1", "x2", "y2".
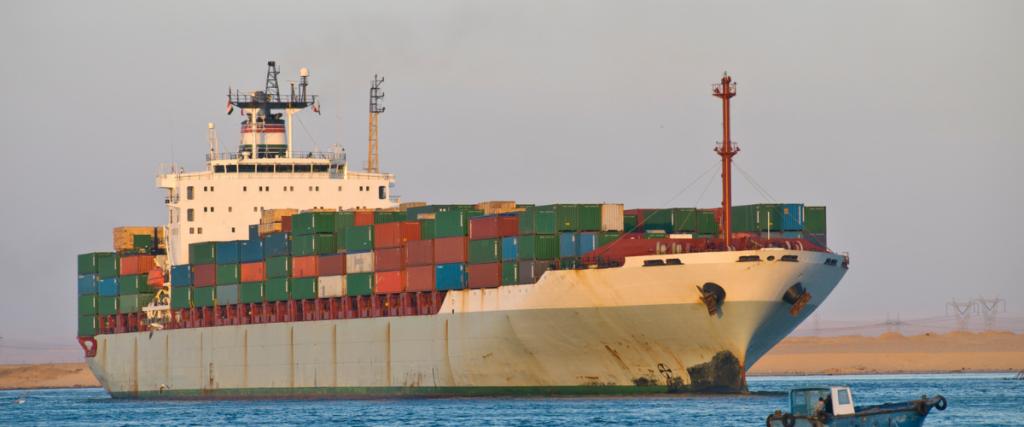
[
  {"x1": 534, "y1": 204, "x2": 579, "y2": 231},
  {"x1": 215, "y1": 284, "x2": 239, "y2": 306},
  {"x1": 501, "y1": 261, "x2": 518, "y2": 285},
  {"x1": 780, "y1": 204, "x2": 805, "y2": 231},
  {"x1": 281, "y1": 215, "x2": 291, "y2": 233},
  {"x1": 346, "y1": 250, "x2": 375, "y2": 274},
  {"x1": 193, "y1": 286, "x2": 216, "y2": 308},
  {"x1": 519, "y1": 234, "x2": 559, "y2": 260},
  {"x1": 78, "y1": 274, "x2": 98, "y2": 295},
  {"x1": 405, "y1": 239, "x2": 434, "y2": 267},
  {"x1": 98, "y1": 277, "x2": 119, "y2": 297},
  {"x1": 518, "y1": 260, "x2": 558, "y2": 284},
  {"x1": 249, "y1": 224, "x2": 260, "y2": 241},
  {"x1": 265, "y1": 256, "x2": 291, "y2": 279},
  {"x1": 240, "y1": 261, "x2": 265, "y2": 282},
  {"x1": 78, "y1": 294, "x2": 97, "y2": 315},
  {"x1": 120, "y1": 274, "x2": 155, "y2": 294},
  {"x1": 170, "y1": 286, "x2": 193, "y2": 310},
  {"x1": 318, "y1": 275, "x2": 345, "y2": 298},
  {"x1": 169, "y1": 264, "x2": 192, "y2": 287},
  {"x1": 240, "y1": 281, "x2": 264, "y2": 304},
  {"x1": 600, "y1": 204, "x2": 624, "y2": 232},
  {"x1": 579, "y1": 204, "x2": 602, "y2": 231},
  {"x1": 98, "y1": 256, "x2": 119, "y2": 279},
  {"x1": 469, "y1": 215, "x2": 499, "y2": 240},
  {"x1": 263, "y1": 232, "x2": 291, "y2": 257},
  {"x1": 434, "y1": 236, "x2": 469, "y2": 264},
  {"x1": 265, "y1": 277, "x2": 291, "y2": 302},
  {"x1": 672, "y1": 208, "x2": 698, "y2": 232},
  {"x1": 805, "y1": 232, "x2": 827, "y2": 249},
  {"x1": 577, "y1": 232, "x2": 599, "y2": 256},
  {"x1": 258, "y1": 223, "x2": 283, "y2": 235},
  {"x1": 346, "y1": 225, "x2": 374, "y2": 252},
  {"x1": 468, "y1": 263, "x2": 501, "y2": 288},
  {"x1": 262, "y1": 208, "x2": 298, "y2": 225},
  {"x1": 193, "y1": 263, "x2": 217, "y2": 287},
  {"x1": 98, "y1": 295, "x2": 119, "y2": 316},
  {"x1": 406, "y1": 204, "x2": 451, "y2": 219},
  {"x1": 292, "y1": 277, "x2": 318, "y2": 300},
  {"x1": 216, "y1": 263, "x2": 240, "y2": 285},
  {"x1": 374, "y1": 211, "x2": 407, "y2": 224},
  {"x1": 434, "y1": 210, "x2": 470, "y2": 238},
  {"x1": 215, "y1": 241, "x2": 241, "y2": 265},
  {"x1": 805, "y1": 206, "x2": 826, "y2": 233},
  {"x1": 78, "y1": 252, "x2": 113, "y2": 275},
  {"x1": 468, "y1": 239, "x2": 501, "y2": 264},
  {"x1": 642, "y1": 210, "x2": 673, "y2": 233},
  {"x1": 240, "y1": 239, "x2": 264, "y2": 263},
  {"x1": 293, "y1": 233, "x2": 337, "y2": 257},
  {"x1": 501, "y1": 237, "x2": 518, "y2": 261},
  {"x1": 292, "y1": 255, "x2": 319, "y2": 278},
  {"x1": 435, "y1": 263, "x2": 467, "y2": 291},
  {"x1": 405, "y1": 265, "x2": 434, "y2": 292},
  {"x1": 293, "y1": 212, "x2": 337, "y2": 235},
  {"x1": 120, "y1": 293, "x2": 154, "y2": 313},
  {"x1": 119, "y1": 254, "x2": 155, "y2": 276},
  {"x1": 353, "y1": 211, "x2": 375, "y2": 226},
  {"x1": 335, "y1": 211, "x2": 356, "y2": 230},
  {"x1": 400, "y1": 202, "x2": 427, "y2": 212},
  {"x1": 419, "y1": 219, "x2": 436, "y2": 240},
  {"x1": 318, "y1": 253, "x2": 346, "y2": 276},
  {"x1": 559, "y1": 233, "x2": 578, "y2": 258},
  {"x1": 189, "y1": 242, "x2": 217, "y2": 265},
  {"x1": 696, "y1": 210, "x2": 719, "y2": 234},
  {"x1": 78, "y1": 315, "x2": 97, "y2": 337},
  {"x1": 374, "y1": 247, "x2": 404, "y2": 272},
  {"x1": 133, "y1": 234, "x2": 152, "y2": 250},
  {"x1": 113, "y1": 227, "x2": 161, "y2": 252},
  {"x1": 374, "y1": 221, "x2": 422, "y2": 249},
  {"x1": 374, "y1": 271, "x2": 406, "y2": 294},
  {"x1": 623, "y1": 214, "x2": 638, "y2": 232},
  {"x1": 346, "y1": 272, "x2": 374, "y2": 296},
  {"x1": 597, "y1": 231, "x2": 622, "y2": 247}
]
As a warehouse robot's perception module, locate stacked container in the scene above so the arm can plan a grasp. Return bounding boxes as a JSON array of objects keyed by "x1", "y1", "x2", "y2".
[
  {"x1": 374, "y1": 221, "x2": 421, "y2": 294},
  {"x1": 77, "y1": 252, "x2": 112, "y2": 336}
]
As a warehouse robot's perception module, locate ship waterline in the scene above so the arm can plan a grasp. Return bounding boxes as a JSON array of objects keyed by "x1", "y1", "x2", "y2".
[{"x1": 86, "y1": 249, "x2": 845, "y2": 398}]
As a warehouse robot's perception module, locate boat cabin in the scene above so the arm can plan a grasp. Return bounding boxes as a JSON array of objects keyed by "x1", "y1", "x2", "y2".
[{"x1": 789, "y1": 386, "x2": 856, "y2": 417}]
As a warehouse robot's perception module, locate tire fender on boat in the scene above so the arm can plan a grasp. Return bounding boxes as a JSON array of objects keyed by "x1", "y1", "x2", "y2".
[
  {"x1": 781, "y1": 413, "x2": 796, "y2": 427},
  {"x1": 915, "y1": 401, "x2": 930, "y2": 416},
  {"x1": 816, "y1": 412, "x2": 830, "y2": 424},
  {"x1": 934, "y1": 395, "x2": 947, "y2": 411}
]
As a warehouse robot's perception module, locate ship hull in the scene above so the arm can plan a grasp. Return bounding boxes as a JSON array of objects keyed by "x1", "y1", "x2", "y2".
[{"x1": 86, "y1": 249, "x2": 846, "y2": 398}]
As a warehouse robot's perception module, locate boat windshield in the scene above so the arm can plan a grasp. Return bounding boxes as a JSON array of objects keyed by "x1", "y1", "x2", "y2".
[{"x1": 791, "y1": 388, "x2": 831, "y2": 416}]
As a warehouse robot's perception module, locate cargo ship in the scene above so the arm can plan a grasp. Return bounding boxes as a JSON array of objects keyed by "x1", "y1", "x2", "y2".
[{"x1": 75, "y1": 63, "x2": 848, "y2": 399}]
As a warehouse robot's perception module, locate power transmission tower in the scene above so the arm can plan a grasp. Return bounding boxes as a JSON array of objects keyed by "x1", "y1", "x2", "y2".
[
  {"x1": 977, "y1": 294, "x2": 1006, "y2": 332},
  {"x1": 812, "y1": 314, "x2": 821, "y2": 337},
  {"x1": 946, "y1": 298, "x2": 978, "y2": 332},
  {"x1": 364, "y1": 75, "x2": 385, "y2": 173},
  {"x1": 881, "y1": 313, "x2": 908, "y2": 334}
]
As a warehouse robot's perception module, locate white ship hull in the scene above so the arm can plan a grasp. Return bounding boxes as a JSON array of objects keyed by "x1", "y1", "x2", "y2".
[{"x1": 86, "y1": 248, "x2": 847, "y2": 398}]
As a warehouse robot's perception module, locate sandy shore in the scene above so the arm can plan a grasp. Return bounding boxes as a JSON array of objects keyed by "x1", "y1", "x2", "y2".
[
  {"x1": 0, "y1": 363, "x2": 100, "y2": 390},
  {"x1": 748, "y1": 331, "x2": 1024, "y2": 376}
]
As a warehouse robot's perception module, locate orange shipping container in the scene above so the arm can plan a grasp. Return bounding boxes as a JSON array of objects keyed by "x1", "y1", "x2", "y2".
[
  {"x1": 374, "y1": 271, "x2": 406, "y2": 294},
  {"x1": 293, "y1": 256, "x2": 319, "y2": 278},
  {"x1": 240, "y1": 261, "x2": 265, "y2": 282},
  {"x1": 405, "y1": 239, "x2": 434, "y2": 267},
  {"x1": 405, "y1": 265, "x2": 435, "y2": 292},
  {"x1": 120, "y1": 255, "x2": 155, "y2": 276},
  {"x1": 374, "y1": 247, "x2": 405, "y2": 272},
  {"x1": 374, "y1": 221, "x2": 422, "y2": 249},
  {"x1": 434, "y1": 236, "x2": 469, "y2": 264},
  {"x1": 468, "y1": 263, "x2": 502, "y2": 289},
  {"x1": 354, "y1": 211, "x2": 374, "y2": 226}
]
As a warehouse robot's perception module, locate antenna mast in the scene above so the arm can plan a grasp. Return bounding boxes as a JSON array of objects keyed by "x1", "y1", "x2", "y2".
[
  {"x1": 712, "y1": 73, "x2": 738, "y2": 248},
  {"x1": 365, "y1": 75, "x2": 385, "y2": 173}
]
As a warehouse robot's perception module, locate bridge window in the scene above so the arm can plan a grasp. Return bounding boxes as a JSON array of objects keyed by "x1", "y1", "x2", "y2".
[
  {"x1": 257, "y1": 165, "x2": 274, "y2": 173},
  {"x1": 187, "y1": 186, "x2": 194, "y2": 200},
  {"x1": 313, "y1": 164, "x2": 329, "y2": 172},
  {"x1": 379, "y1": 186, "x2": 386, "y2": 199},
  {"x1": 294, "y1": 165, "x2": 311, "y2": 173},
  {"x1": 215, "y1": 165, "x2": 225, "y2": 173},
  {"x1": 226, "y1": 165, "x2": 237, "y2": 173},
  {"x1": 187, "y1": 209, "x2": 194, "y2": 221},
  {"x1": 239, "y1": 165, "x2": 255, "y2": 173},
  {"x1": 276, "y1": 165, "x2": 293, "y2": 173}
]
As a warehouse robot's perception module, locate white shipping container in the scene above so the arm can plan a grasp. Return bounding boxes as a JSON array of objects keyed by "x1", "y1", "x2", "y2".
[
  {"x1": 601, "y1": 204, "x2": 624, "y2": 232},
  {"x1": 318, "y1": 275, "x2": 346, "y2": 298},
  {"x1": 346, "y1": 251, "x2": 375, "y2": 274}
]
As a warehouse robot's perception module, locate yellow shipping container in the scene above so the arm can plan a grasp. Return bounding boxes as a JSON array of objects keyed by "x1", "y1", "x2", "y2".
[
  {"x1": 261, "y1": 209, "x2": 298, "y2": 224},
  {"x1": 113, "y1": 227, "x2": 164, "y2": 251},
  {"x1": 258, "y1": 223, "x2": 283, "y2": 235},
  {"x1": 399, "y1": 202, "x2": 426, "y2": 212}
]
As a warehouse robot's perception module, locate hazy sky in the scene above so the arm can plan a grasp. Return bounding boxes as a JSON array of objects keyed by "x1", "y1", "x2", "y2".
[{"x1": 1, "y1": 1, "x2": 1022, "y2": 363}]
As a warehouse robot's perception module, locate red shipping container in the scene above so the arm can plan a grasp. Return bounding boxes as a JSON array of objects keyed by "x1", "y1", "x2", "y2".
[
  {"x1": 405, "y1": 265, "x2": 435, "y2": 292},
  {"x1": 282, "y1": 215, "x2": 293, "y2": 232},
  {"x1": 497, "y1": 214, "x2": 519, "y2": 238},
  {"x1": 468, "y1": 215, "x2": 498, "y2": 240},
  {"x1": 120, "y1": 255, "x2": 155, "y2": 276},
  {"x1": 293, "y1": 255, "x2": 319, "y2": 278},
  {"x1": 354, "y1": 211, "x2": 374, "y2": 226},
  {"x1": 374, "y1": 247, "x2": 405, "y2": 271},
  {"x1": 374, "y1": 271, "x2": 406, "y2": 294},
  {"x1": 193, "y1": 263, "x2": 217, "y2": 287},
  {"x1": 405, "y1": 239, "x2": 434, "y2": 267},
  {"x1": 374, "y1": 221, "x2": 421, "y2": 249},
  {"x1": 434, "y1": 236, "x2": 469, "y2": 264},
  {"x1": 318, "y1": 253, "x2": 346, "y2": 276},
  {"x1": 468, "y1": 263, "x2": 501, "y2": 289},
  {"x1": 240, "y1": 261, "x2": 265, "y2": 282}
]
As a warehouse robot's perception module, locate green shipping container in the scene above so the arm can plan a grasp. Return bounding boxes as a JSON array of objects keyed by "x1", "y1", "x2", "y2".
[
  {"x1": 597, "y1": 231, "x2": 621, "y2": 247},
  {"x1": 468, "y1": 239, "x2": 501, "y2": 264},
  {"x1": 216, "y1": 263, "x2": 240, "y2": 285},
  {"x1": 450, "y1": 204, "x2": 476, "y2": 211},
  {"x1": 336, "y1": 227, "x2": 348, "y2": 251},
  {"x1": 293, "y1": 233, "x2": 338, "y2": 257},
  {"x1": 335, "y1": 212, "x2": 356, "y2": 230},
  {"x1": 133, "y1": 234, "x2": 153, "y2": 250},
  {"x1": 78, "y1": 294, "x2": 98, "y2": 315},
  {"x1": 672, "y1": 208, "x2": 698, "y2": 232},
  {"x1": 696, "y1": 211, "x2": 719, "y2": 234},
  {"x1": 346, "y1": 225, "x2": 374, "y2": 252},
  {"x1": 374, "y1": 211, "x2": 401, "y2": 224},
  {"x1": 216, "y1": 284, "x2": 239, "y2": 306},
  {"x1": 193, "y1": 286, "x2": 216, "y2": 308},
  {"x1": 623, "y1": 214, "x2": 638, "y2": 232},
  {"x1": 536, "y1": 204, "x2": 579, "y2": 232},
  {"x1": 579, "y1": 204, "x2": 602, "y2": 232},
  {"x1": 293, "y1": 277, "x2": 318, "y2": 300},
  {"x1": 347, "y1": 273, "x2": 374, "y2": 296},
  {"x1": 266, "y1": 256, "x2": 291, "y2": 278},
  {"x1": 189, "y1": 242, "x2": 217, "y2": 265},
  {"x1": 730, "y1": 204, "x2": 783, "y2": 233},
  {"x1": 292, "y1": 212, "x2": 337, "y2": 235},
  {"x1": 98, "y1": 256, "x2": 119, "y2": 279},
  {"x1": 519, "y1": 208, "x2": 556, "y2": 235},
  {"x1": 519, "y1": 235, "x2": 559, "y2": 260},
  {"x1": 240, "y1": 282, "x2": 265, "y2": 304},
  {"x1": 78, "y1": 252, "x2": 114, "y2": 275},
  {"x1": 98, "y1": 296, "x2": 119, "y2": 316},
  {"x1": 119, "y1": 293, "x2": 154, "y2": 313},
  {"x1": 805, "y1": 206, "x2": 826, "y2": 233},
  {"x1": 420, "y1": 219, "x2": 436, "y2": 240},
  {"x1": 78, "y1": 315, "x2": 97, "y2": 337},
  {"x1": 407, "y1": 205, "x2": 451, "y2": 219},
  {"x1": 501, "y1": 261, "x2": 518, "y2": 285},
  {"x1": 643, "y1": 210, "x2": 673, "y2": 233},
  {"x1": 171, "y1": 286, "x2": 193, "y2": 310},
  {"x1": 120, "y1": 274, "x2": 155, "y2": 294},
  {"x1": 266, "y1": 277, "x2": 291, "y2": 302},
  {"x1": 434, "y1": 210, "x2": 470, "y2": 238}
]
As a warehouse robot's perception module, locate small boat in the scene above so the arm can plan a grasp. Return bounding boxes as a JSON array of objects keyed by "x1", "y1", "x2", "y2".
[{"x1": 766, "y1": 386, "x2": 947, "y2": 427}]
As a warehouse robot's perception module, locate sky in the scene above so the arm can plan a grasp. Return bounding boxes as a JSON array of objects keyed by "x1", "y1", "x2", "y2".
[{"x1": 0, "y1": 1, "x2": 1022, "y2": 363}]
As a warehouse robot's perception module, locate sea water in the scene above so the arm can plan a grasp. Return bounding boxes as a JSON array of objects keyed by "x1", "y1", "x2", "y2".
[{"x1": 1, "y1": 373, "x2": 1021, "y2": 426}]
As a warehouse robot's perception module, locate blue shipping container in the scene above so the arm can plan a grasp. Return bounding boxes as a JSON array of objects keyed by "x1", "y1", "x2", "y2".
[
  {"x1": 435, "y1": 263, "x2": 467, "y2": 291},
  {"x1": 249, "y1": 224, "x2": 260, "y2": 241},
  {"x1": 216, "y1": 241, "x2": 242, "y2": 265},
  {"x1": 264, "y1": 232, "x2": 291, "y2": 258},
  {"x1": 78, "y1": 274, "x2": 98, "y2": 295},
  {"x1": 501, "y1": 237, "x2": 518, "y2": 261},
  {"x1": 169, "y1": 264, "x2": 193, "y2": 287},
  {"x1": 240, "y1": 240, "x2": 264, "y2": 263},
  {"x1": 559, "y1": 233, "x2": 578, "y2": 258},
  {"x1": 577, "y1": 232, "x2": 598, "y2": 256},
  {"x1": 780, "y1": 203, "x2": 805, "y2": 231},
  {"x1": 98, "y1": 277, "x2": 119, "y2": 297}
]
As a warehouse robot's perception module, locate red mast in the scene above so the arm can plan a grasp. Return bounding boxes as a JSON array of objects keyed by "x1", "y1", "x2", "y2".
[{"x1": 712, "y1": 73, "x2": 738, "y2": 249}]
